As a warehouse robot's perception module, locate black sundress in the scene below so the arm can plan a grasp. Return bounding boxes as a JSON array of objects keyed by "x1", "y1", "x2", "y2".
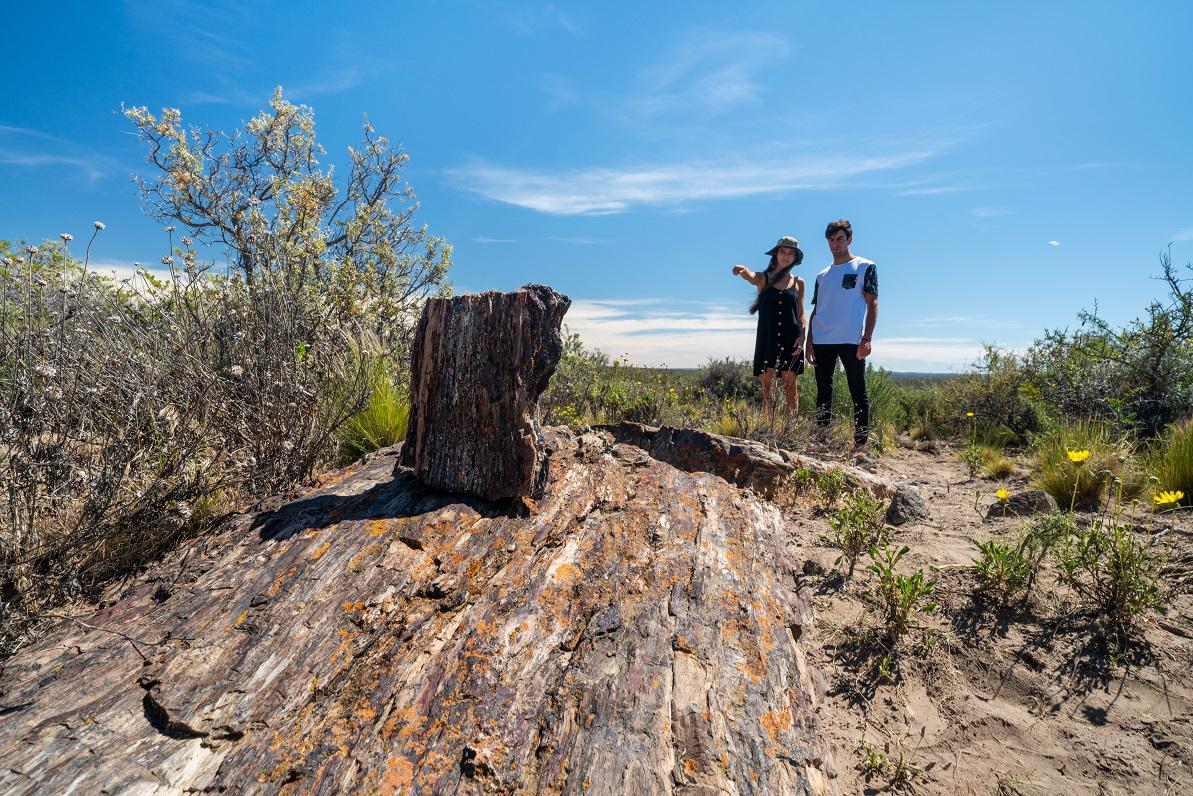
[{"x1": 753, "y1": 283, "x2": 804, "y2": 377}]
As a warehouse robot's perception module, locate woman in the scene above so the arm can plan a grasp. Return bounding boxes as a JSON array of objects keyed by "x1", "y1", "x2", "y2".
[{"x1": 731, "y1": 235, "x2": 806, "y2": 417}]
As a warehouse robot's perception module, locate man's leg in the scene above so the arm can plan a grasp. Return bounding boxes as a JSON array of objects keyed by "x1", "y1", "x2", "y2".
[
  {"x1": 813, "y1": 345, "x2": 838, "y2": 428},
  {"x1": 842, "y1": 348, "x2": 870, "y2": 446}
]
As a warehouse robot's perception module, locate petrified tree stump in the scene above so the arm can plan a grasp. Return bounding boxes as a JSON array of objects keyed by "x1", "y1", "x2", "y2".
[
  {"x1": 400, "y1": 283, "x2": 570, "y2": 501},
  {"x1": 0, "y1": 426, "x2": 835, "y2": 795}
]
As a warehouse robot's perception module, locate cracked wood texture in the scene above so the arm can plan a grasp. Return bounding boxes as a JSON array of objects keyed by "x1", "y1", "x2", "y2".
[
  {"x1": 399, "y1": 283, "x2": 570, "y2": 501},
  {"x1": 0, "y1": 426, "x2": 835, "y2": 795}
]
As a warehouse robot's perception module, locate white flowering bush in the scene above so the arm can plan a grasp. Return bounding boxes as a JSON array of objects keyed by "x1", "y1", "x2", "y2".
[{"x1": 0, "y1": 90, "x2": 449, "y2": 657}]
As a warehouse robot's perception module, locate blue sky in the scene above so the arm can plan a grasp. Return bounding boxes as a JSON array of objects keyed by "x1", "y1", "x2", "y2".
[{"x1": 3, "y1": 1, "x2": 1192, "y2": 371}]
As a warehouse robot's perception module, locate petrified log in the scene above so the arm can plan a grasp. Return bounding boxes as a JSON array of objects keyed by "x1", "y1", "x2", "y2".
[
  {"x1": 600, "y1": 421, "x2": 897, "y2": 499},
  {"x1": 400, "y1": 283, "x2": 570, "y2": 501},
  {"x1": 0, "y1": 426, "x2": 834, "y2": 795}
]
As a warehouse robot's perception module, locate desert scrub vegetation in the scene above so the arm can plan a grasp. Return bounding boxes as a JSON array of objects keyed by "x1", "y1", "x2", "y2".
[
  {"x1": 0, "y1": 89, "x2": 450, "y2": 658},
  {"x1": 866, "y1": 541, "x2": 938, "y2": 646},
  {"x1": 829, "y1": 489, "x2": 887, "y2": 577}
]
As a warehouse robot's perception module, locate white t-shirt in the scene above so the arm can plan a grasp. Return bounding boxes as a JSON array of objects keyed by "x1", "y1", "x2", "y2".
[{"x1": 810, "y1": 257, "x2": 878, "y2": 345}]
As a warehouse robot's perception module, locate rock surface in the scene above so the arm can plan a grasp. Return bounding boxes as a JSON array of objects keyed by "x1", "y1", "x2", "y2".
[
  {"x1": 986, "y1": 488, "x2": 1060, "y2": 518},
  {"x1": 886, "y1": 484, "x2": 931, "y2": 525},
  {"x1": 0, "y1": 426, "x2": 834, "y2": 795},
  {"x1": 400, "y1": 284, "x2": 570, "y2": 501}
]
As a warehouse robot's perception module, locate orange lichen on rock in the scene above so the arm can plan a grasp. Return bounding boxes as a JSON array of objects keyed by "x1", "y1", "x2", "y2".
[
  {"x1": 367, "y1": 519, "x2": 390, "y2": 538},
  {"x1": 759, "y1": 707, "x2": 792, "y2": 743},
  {"x1": 380, "y1": 754, "x2": 414, "y2": 795},
  {"x1": 310, "y1": 541, "x2": 332, "y2": 560}
]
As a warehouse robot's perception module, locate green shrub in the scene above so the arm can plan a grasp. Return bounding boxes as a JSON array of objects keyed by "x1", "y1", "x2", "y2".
[
  {"x1": 1031, "y1": 421, "x2": 1130, "y2": 510},
  {"x1": 1024, "y1": 252, "x2": 1193, "y2": 437},
  {"x1": 928, "y1": 346, "x2": 1041, "y2": 442},
  {"x1": 1055, "y1": 519, "x2": 1165, "y2": 643},
  {"x1": 697, "y1": 357, "x2": 759, "y2": 402},
  {"x1": 867, "y1": 542, "x2": 938, "y2": 645},
  {"x1": 829, "y1": 490, "x2": 887, "y2": 577}
]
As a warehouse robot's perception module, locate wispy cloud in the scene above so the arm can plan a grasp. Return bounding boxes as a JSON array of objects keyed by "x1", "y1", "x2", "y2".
[
  {"x1": 449, "y1": 146, "x2": 940, "y2": 215},
  {"x1": 0, "y1": 125, "x2": 117, "y2": 183},
  {"x1": 1049, "y1": 240, "x2": 1061, "y2": 247},
  {"x1": 632, "y1": 32, "x2": 789, "y2": 115},
  {"x1": 1172, "y1": 228, "x2": 1193, "y2": 242},
  {"x1": 969, "y1": 206, "x2": 1013, "y2": 218},
  {"x1": 562, "y1": 299, "x2": 981, "y2": 371},
  {"x1": 291, "y1": 68, "x2": 363, "y2": 99},
  {"x1": 550, "y1": 236, "x2": 608, "y2": 245},
  {"x1": 473, "y1": 237, "x2": 518, "y2": 244}
]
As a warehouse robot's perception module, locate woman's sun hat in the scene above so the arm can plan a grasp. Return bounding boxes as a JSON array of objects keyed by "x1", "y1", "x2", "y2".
[{"x1": 765, "y1": 235, "x2": 800, "y2": 256}]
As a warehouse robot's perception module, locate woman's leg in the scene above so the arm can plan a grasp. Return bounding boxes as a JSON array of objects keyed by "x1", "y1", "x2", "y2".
[
  {"x1": 759, "y1": 368, "x2": 776, "y2": 419},
  {"x1": 781, "y1": 370, "x2": 799, "y2": 415}
]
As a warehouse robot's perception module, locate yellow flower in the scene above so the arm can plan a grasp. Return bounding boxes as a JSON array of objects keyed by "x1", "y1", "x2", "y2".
[
  {"x1": 995, "y1": 488, "x2": 1009, "y2": 502},
  {"x1": 1154, "y1": 490, "x2": 1184, "y2": 506},
  {"x1": 965, "y1": 411, "x2": 974, "y2": 417},
  {"x1": 1067, "y1": 450, "x2": 1091, "y2": 463}
]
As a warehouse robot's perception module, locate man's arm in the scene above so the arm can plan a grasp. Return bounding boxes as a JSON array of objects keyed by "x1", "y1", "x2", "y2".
[
  {"x1": 857, "y1": 292, "x2": 878, "y2": 360},
  {"x1": 805, "y1": 275, "x2": 818, "y2": 363}
]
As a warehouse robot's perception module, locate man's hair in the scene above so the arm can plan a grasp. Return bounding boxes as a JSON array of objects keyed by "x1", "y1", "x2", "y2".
[{"x1": 825, "y1": 219, "x2": 852, "y2": 239}]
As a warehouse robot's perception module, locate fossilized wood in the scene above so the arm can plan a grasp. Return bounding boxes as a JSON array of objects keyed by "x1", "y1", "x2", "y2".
[
  {"x1": 400, "y1": 283, "x2": 570, "y2": 501},
  {"x1": 599, "y1": 421, "x2": 897, "y2": 499},
  {"x1": 0, "y1": 427, "x2": 834, "y2": 795}
]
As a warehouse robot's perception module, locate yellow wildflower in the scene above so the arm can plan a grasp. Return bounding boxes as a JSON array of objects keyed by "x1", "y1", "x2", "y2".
[
  {"x1": 965, "y1": 411, "x2": 974, "y2": 417},
  {"x1": 1154, "y1": 490, "x2": 1184, "y2": 506},
  {"x1": 995, "y1": 488, "x2": 1009, "y2": 502},
  {"x1": 1067, "y1": 450, "x2": 1091, "y2": 463}
]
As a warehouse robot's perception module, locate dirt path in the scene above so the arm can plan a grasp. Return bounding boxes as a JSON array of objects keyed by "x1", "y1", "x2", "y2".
[{"x1": 786, "y1": 443, "x2": 1193, "y2": 794}]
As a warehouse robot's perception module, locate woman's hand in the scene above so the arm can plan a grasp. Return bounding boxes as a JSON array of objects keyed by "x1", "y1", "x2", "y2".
[{"x1": 732, "y1": 264, "x2": 748, "y2": 276}]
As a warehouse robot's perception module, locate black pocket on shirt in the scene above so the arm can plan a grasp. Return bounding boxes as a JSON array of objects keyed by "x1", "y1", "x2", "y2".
[{"x1": 841, "y1": 274, "x2": 857, "y2": 289}]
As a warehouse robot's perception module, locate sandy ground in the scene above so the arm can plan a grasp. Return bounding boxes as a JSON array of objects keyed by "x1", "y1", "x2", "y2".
[{"x1": 784, "y1": 442, "x2": 1193, "y2": 795}]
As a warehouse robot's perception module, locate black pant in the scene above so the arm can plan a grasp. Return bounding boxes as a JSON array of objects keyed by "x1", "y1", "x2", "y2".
[{"x1": 813, "y1": 344, "x2": 870, "y2": 444}]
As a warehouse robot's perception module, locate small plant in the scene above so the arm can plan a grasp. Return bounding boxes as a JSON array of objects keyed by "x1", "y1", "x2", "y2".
[
  {"x1": 859, "y1": 744, "x2": 887, "y2": 779},
  {"x1": 960, "y1": 444, "x2": 985, "y2": 479},
  {"x1": 971, "y1": 540, "x2": 1031, "y2": 605},
  {"x1": 829, "y1": 490, "x2": 887, "y2": 577},
  {"x1": 1054, "y1": 518, "x2": 1165, "y2": 644},
  {"x1": 816, "y1": 468, "x2": 848, "y2": 507},
  {"x1": 791, "y1": 466, "x2": 816, "y2": 492},
  {"x1": 867, "y1": 542, "x2": 938, "y2": 645},
  {"x1": 1018, "y1": 512, "x2": 1077, "y2": 589}
]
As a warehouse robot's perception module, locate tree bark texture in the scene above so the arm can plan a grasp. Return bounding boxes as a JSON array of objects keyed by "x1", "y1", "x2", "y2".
[
  {"x1": 0, "y1": 426, "x2": 835, "y2": 795},
  {"x1": 399, "y1": 284, "x2": 570, "y2": 501}
]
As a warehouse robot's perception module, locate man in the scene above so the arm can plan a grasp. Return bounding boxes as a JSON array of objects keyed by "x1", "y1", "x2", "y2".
[{"x1": 805, "y1": 219, "x2": 878, "y2": 450}]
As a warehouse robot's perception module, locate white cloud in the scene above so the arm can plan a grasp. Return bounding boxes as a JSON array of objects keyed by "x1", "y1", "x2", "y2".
[
  {"x1": 449, "y1": 147, "x2": 939, "y2": 215},
  {"x1": 473, "y1": 237, "x2": 518, "y2": 244},
  {"x1": 632, "y1": 32, "x2": 790, "y2": 115},
  {"x1": 1172, "y1": 228, "x2": 1193, "y2": 242},
  {"x1": 561, "y1": 299, "x2": 981, "y2": 371},
  {"x1": 1048, "y1": 240, "x2": 1061, "y2": 247}
]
